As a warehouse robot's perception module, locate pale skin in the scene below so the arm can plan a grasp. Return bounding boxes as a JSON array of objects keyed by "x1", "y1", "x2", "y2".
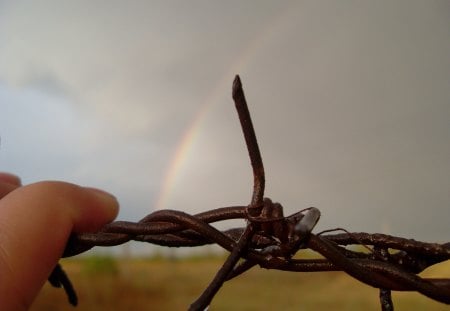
[{"x1": 0, "y1": 172, "x2": 119, "y2": 310}]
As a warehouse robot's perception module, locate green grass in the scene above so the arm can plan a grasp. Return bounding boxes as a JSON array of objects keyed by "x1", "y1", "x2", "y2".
[{"x1": 30, "y1": 256, "x2": 450, "y2": 310}]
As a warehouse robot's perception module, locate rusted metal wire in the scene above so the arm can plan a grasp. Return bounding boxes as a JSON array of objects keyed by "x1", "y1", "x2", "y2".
[{"x1": 51, "y1": 76, "x2": 450, "y2": 310}]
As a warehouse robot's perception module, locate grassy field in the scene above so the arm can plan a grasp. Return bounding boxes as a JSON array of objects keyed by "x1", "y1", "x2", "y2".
[{"x1": 31, "y1": 256, "x2": 450, "y2": 311}]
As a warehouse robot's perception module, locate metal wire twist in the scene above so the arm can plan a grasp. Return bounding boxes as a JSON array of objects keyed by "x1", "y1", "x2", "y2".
[{"x1": 50, "y1": 76, "x2": 450, "y2": 310}]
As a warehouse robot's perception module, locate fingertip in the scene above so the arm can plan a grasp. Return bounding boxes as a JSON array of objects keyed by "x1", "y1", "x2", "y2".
[
  {"x1": 0, "y1": 172, "x2": 22, "y2": 186},
  {"x1": 0, "y1": 181, "x2": 119, "y2": 308},
  {"x1": 73, "y1": 187, "x2": 119, "y2": 232}
]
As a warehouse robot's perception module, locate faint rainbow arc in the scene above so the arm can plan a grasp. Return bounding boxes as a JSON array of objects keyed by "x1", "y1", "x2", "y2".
[
  {"x1": 153, "y1": 101, "x2": 210, "y2": 210},
  {"x1": 153, "y1": 5, "x2": 295, "y2": 211}
]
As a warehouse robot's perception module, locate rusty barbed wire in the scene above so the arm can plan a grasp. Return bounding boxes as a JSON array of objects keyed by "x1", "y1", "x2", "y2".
[{"x1": 50, "y1": 76, "x2": 450, "y2": 310}]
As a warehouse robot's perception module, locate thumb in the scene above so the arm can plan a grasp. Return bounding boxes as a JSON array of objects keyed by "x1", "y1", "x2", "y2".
[{"x1": 0, "y1": 181, "x2": 119, "y2": 310}]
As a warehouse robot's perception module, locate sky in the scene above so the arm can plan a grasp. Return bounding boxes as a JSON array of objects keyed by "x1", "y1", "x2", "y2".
[{"x1": 0, "y1": 1, "x2": 449, "y2": 256}]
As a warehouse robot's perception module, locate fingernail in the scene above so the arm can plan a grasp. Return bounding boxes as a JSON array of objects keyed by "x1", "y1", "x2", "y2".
[{"x1": 85, "y1": 187, "x2": 119, "y2": 216}]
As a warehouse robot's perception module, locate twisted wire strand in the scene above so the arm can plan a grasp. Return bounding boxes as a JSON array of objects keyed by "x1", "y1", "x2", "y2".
[{"x1": 61, "y1": 207, "x2": 450, "y2": 305}]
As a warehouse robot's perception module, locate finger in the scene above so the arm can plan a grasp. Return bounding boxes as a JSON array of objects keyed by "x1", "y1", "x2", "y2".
[
  {"x1": 0, "y1": 181, "x2": 119, "y2": 310},
  {"x1": 0, "y1": 173, "x2": 21, "y2": 186},
  {"x1": 0, "y1": 173, "x2": 22, "y2": 198}
]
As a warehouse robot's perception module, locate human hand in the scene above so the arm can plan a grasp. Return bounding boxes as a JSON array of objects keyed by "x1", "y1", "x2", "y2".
[{"x1": 0, "y1": 173, "x2": 119, "y2": 310}]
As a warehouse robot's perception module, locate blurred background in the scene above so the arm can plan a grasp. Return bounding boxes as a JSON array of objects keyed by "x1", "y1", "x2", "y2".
[
  {"x1": 1, "y1": 0, "x2": 449, "y2": 309},
  {"x1": 1, "y1": 0, "x2": 449, "y2": 252},
  {"x1": 0, "y1": 0, "x2": 450, "y2": 310},
  {"x1": 30, "y1": 256, "x2": 450, "y2": 310}
]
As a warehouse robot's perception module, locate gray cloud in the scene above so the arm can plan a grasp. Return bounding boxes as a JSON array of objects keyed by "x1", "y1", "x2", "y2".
[{"x1": 0, "y1": 0, "x2": 449, "y2": 251}]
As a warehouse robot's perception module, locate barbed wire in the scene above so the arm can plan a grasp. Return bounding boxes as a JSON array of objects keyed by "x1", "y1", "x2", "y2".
[{"x1": 50, "y1": 76, "x2": 450, "y2": 310}]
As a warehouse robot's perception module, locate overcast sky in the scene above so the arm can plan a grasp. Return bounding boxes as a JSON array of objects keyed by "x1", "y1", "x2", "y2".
[{"x1": 0, "y1": 1, "x2": 449, "y2": 254}]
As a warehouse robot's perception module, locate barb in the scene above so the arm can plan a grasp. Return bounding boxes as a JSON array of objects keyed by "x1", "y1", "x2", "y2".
[
  {"x1": 373, "y1": 246, "x2": 393, "y2": 311},
  {"x1": 189, "y1": 75, "x2": 265, "y2": 310},
  {"x1": 49, "y1": 77, "x2": 450, "y2": 310},
  {"x1": 232, "y1": 75, "x2": 265, "y2": 209}
]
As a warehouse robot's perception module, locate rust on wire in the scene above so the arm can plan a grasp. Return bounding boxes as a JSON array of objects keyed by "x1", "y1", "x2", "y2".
[{"x1": 49, "y1": 76, "x2": 450, "y2": 310}]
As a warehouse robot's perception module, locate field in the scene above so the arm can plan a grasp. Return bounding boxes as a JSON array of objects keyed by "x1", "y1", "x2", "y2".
[{"x1": 31, "y1": 256, "x2": 450, "y2": 310}]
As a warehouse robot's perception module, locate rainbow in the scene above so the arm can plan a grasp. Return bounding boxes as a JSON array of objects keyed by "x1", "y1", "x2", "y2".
[
  {"x1": 153, "y1": 97, "x2": 211, "y2": 211},
  {"x1": 153, "y1": 5, "x2": 296, "y2": 211}
]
